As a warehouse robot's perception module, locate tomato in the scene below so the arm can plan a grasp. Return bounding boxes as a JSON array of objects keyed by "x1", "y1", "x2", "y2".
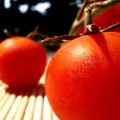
[
  {"x1": 93, "y1": 4, "x2": 120, "y2": 31},
  {"x1": 79, "y1": 4, "x2": 120, "y2": 34},
  {"x1": 0, "y1": 36, "x2": 47, "y2": 89},
  {"x1": 45, "y1": 32, "x2": 120, "y2": 120}
]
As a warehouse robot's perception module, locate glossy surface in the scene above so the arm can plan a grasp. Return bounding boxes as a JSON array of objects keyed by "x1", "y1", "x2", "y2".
[
  {"x1": 79, "y1": 4, "x2": 120, "y2": 34},
  {"x1": 45, "y1": 32, "x2": 120, "y2": 120},
  {"x1": 0, "y1": 36, "x2": 47, "y2": 89}
]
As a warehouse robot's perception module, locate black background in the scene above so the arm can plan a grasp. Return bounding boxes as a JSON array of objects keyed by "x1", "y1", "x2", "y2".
[{"x1": 0, "y1": 0, "x2": 82, "y2": 40}]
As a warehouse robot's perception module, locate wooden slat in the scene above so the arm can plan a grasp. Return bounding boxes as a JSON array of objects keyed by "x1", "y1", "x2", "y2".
[
  {"x1": 14, "y1": 93, "x2": 29, "y2": 120},
  {"x1": 0, "y1": 93, "x2": 16, "y2": 120},
  {"x1": 0, "y1": 90, "x2": 6, "y2": 101},
  {"x1": 33, "y1": 92, "x2": 44, "y2": 120},
  {"x1": 0, "y1": 53, "x2": 61, "y2": 120},
  {"x1": 43, "y1": 95, "x2": 53, "y2": 120},
  {"x1": 0, "y1": 88, "x2": 60, "y2": 120},
  {"x1": 0, "y1": 93, "x2": 10, "y2": 110},
  {"x1": 6, "y1": 93, "x2": 23, "y2": 120},
  {"x1": 23, "y1": 91, "x2": 36, "y2": 120}
]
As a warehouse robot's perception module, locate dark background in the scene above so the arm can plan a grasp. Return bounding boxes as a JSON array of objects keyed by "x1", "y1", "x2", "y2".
[{"x1": 0, "y1": 0, "x2": 83, "y2": 41}]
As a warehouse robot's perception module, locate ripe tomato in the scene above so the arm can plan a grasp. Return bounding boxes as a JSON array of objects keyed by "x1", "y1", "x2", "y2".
[
  {"x1": 79, "y1": 4, "x2": 120, "y2": 34},
  {"x1": 0, "y1": 36, "x2": 47, "y2": 89},
  {"x1": 93, "y1": 4, "x2": 120, "y2": 31},
  {"x1": 45, "y1": 32, "x2": 120, "y2": 120}
]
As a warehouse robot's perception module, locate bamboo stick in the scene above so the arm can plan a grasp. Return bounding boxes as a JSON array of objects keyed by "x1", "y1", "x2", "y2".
[
  {"x1": 0, "y1": 93, "x2": 16, "y2": 120},
  {"x1": 23, "y1": 91, "x2": 36, "y2": 120},
  {"x1": 0, "y1": 90, "x2": 6, "y2": 101},
  {"x1": 6, "y1": 93, "x2": 23, "y2": 120},
  {"x1": 0, "y1": 93, "x2": 10, "y2": 110},
  {"x1": 33, "y1": 91, "x2": 44, "y2": 120},
  {"x1": 43, "y1": 95, "x2": 53, "y2": 120},
  {"x1": 14, "y1": 93, "x2": 29, "y2": 120}
]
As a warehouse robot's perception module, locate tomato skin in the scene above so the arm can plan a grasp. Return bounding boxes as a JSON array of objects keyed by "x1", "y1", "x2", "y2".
[
  {"x1": 93, "y1": 4, "x2": 120, "y2": 31},
  {"x1": 79, "y1": 4, "x2": 120, "y2": 34},
  {"x1": 45, "y1": 32, "x2": 120, "y2": 120},
  {"x1": 0, "y1": 36, "x2": 47, "y2": 89}
]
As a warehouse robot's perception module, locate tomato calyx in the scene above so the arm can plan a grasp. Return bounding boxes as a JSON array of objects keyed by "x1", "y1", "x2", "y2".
[
  {"x1": 26, "y1": 26, "x2": 48, "y2": 40},
  {"x1": 3, "y1": 0, "x2": 120, "y2": 50},
  {"x1": 41, "y1": 0, "x2": 120, "y2": 46},
  {"x1": 68, "y1": 0, "x2": 120, "y2": 35},
  {"x1": 40, "y1": 22, "x2": 120, "y2": 47},
  {"x1": 83, "y1": 5, "x2": 120, "y2": 34},
  {"x1": 40, "y1": 4, "x2": 120, "y2": 45},
  {"x1": 84, "y1": 24, "x2": 100, "y2": 34},
  {"x1": 83, "y1": 6, "x2": 100, "y2": 34}
]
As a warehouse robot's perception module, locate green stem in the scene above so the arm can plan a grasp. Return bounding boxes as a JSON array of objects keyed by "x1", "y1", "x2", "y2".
[
  {"x1": 68, "y1": 0, "x2": 89, "y2": 35},
  {"x1": 76, "y1": 0, "x2": 89, "y2": 20},
  {"x1": 40, "y1": 22, "x2": 120, "y2": 48},
  {"x1": 68, "y1": 0, "x2": 120, "y2": 35},
  {"x1": 40, "y1": 35, "x2": 80, "y2": 43},
  {"x1": 26, "y1": 26, "x2": 48, "y2": 40},
  {"x1": 101, "y1": 22, "x2": 120, "y2": 32},
  {"x1": 84, "y1": 6, "x2": 100, "y2": 34},
  {"x1": 84, "y1": 7, "x2": 92, "y2": 26}
]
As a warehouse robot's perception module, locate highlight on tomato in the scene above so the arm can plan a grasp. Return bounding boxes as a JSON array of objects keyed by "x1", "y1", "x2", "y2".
[
  {"x1": 45, "y1": 31, "x2": 120, "y2": 120},
  {"x1": 0, "y1": 36, "x2": 47, "y2": 89}
]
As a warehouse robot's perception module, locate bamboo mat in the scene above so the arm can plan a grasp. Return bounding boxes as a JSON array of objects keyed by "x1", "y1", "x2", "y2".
[
  {"x1": 0, "y1": 53, "x2": 59, "y2": 120},
  {"x1": 0, "y1": 79, "x2": 59, "y2": 120}
]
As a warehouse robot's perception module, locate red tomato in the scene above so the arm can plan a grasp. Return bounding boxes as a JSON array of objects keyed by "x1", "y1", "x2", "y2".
[
  {"x1": 45, "y1": 32, "x2": 120, "y2": 120},
  {"x1": 0, "y1": 36, "x2": 47, "y2": 89},
  {"x1": 79, "y1": 4, "x2": 120, "y2": 34},
  {"x1": 93, "y1": 4, "x2": 120, "y2": 31}
]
